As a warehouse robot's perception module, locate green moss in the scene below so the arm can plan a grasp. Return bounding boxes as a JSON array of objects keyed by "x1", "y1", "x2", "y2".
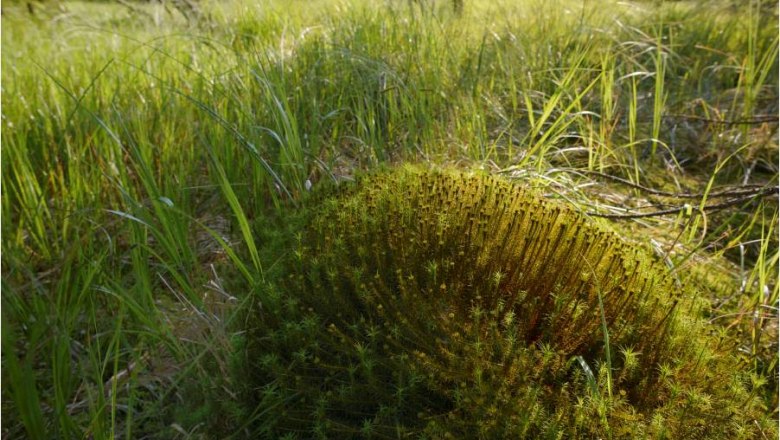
[{"x1": 236, "y1": 166, "x2": 775, "y2": 438}]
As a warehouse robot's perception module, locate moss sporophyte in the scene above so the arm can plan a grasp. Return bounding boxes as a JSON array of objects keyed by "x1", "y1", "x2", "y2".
[{"x1": 237, "y1": 166, "x2": 775, "y2": 439}]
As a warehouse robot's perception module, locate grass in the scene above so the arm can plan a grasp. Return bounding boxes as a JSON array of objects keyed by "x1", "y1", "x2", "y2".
[{"x1": 1, "y1": 0, "x2": 777, "y2": 438}]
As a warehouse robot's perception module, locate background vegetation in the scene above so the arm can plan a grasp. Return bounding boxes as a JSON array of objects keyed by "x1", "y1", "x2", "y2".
[{"x1": 2, "y1": 0, "x2": 777, "y2": 438}]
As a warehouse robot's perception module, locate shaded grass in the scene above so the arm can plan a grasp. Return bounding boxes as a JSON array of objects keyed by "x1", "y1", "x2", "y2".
[{"x1": 1, "y1": 0, "x2": 777, "y2": 437}]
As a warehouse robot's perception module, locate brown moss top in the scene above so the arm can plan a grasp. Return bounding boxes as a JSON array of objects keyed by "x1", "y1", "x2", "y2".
[{"x1": 239, "y1": 166, "x2": 775, "y2": 439}]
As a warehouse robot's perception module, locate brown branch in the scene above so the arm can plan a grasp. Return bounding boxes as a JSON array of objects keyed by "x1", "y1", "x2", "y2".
[
  {"x1": 586, "y1": 187, "x2": 777, "y2": 219},
  {"x1": 581, "y1": 170, "x2": 777, "y2": 199},
  {"x1": 588, "y1": 206, "x2": 687, "y2": 219}
]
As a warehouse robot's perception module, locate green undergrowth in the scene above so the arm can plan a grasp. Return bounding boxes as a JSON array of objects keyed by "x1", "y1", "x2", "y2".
[
  {"x1": 1, "y1": 0, "x2": 777, "y2": 438},
  {"x1": 230, "y1": 166, "x2": 775, "y2": 439}
]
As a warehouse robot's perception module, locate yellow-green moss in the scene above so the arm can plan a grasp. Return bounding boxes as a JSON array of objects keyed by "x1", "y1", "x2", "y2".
[{"x1": 237, "y1": 166, "x2": 775, "y2": 439}]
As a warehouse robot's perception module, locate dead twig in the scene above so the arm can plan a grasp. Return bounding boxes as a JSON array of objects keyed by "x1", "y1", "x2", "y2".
[
  {"x1": 587, "y1": 187, "x2": 777, "y2": 219},
  {"x1": 581, "y1": 170, "x2": 776, "y2": 199}
]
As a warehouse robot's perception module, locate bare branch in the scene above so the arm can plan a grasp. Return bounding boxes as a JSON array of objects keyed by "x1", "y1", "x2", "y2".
[
  {"x1": 581, "y1": 170, "x2": 777, "y2": 199},
  {"x1": 587, "y1": 187, "x2": 777, "y2": 219}
]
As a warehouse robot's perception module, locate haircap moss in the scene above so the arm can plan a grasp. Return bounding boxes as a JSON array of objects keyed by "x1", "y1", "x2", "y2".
[{"x1": 237, "y1": 166, "x2": 775, "y2": 439}]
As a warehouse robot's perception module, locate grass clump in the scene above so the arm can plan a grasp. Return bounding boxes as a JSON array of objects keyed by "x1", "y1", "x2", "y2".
[{"x1": 236, "y1": 166, "x2": 774, "y2": 439}]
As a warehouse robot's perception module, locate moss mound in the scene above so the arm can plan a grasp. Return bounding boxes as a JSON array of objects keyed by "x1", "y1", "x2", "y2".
[{"x1": 236, "y1": 166, "x2": 774, "y2": 439}]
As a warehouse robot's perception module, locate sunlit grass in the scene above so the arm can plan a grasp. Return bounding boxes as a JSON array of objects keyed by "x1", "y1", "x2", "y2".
[{"x1": 2, "y1": 0, "x2": 777, "y2": 437}]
